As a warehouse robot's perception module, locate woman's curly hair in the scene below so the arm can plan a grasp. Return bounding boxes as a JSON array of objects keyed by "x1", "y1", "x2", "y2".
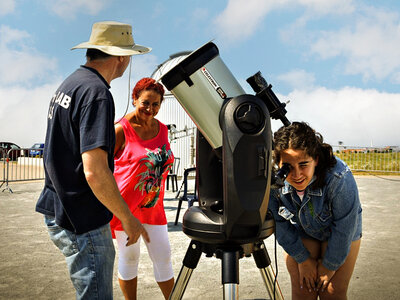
[{"x1": 273, "y1": 122, "x2": 336, "y2": 189}]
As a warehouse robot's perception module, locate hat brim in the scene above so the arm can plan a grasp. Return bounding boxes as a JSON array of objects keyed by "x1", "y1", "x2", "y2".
[{"x1": 71, "y1": 42, "x2": 151, "y2": 56}]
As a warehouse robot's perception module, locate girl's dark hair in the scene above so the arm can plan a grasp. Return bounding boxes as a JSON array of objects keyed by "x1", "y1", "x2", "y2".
[
  {"x1": 273, "y1": 121, "x2": 336, "y2": 189},
  {"x1": 86, "y1": 49, "x2": 111, "y2": 60}
]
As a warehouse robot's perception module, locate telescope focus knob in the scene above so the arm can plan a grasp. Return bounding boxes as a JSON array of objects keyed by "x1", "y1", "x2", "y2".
[{"x1": 235, "y1": 101, "x2": 264, "y2": 134}]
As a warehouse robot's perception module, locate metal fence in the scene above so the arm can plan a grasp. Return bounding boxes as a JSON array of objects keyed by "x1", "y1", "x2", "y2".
[
  {"x1": 1, "y1": 145, "x2": 399, "y2": 193},
  {"x1": 333, "y1": 145, "x2": 400, "y2": 174},
  {"x1": 1, "y1": 147, "x2": 45, "y2": 193}
]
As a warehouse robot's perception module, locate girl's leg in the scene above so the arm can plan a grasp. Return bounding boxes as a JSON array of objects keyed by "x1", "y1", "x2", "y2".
[
  {"x1": 115, "y1": 230, "x2": 141, "y2": 300},
  {"x1": 319, "y1": 239, "x2": 361, "y2": 300},
  {"x1": 143, "y1": 224, "x2": 174, "y2": 300},
  {"x1": 285, "y1": 238, "x2": 321, "y2": 300}
]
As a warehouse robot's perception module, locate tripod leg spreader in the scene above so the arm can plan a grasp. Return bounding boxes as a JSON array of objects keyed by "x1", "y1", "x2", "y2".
[
  {"x1": 253, "y1": 242, "x2": 284, "y2": 300},
  {"x1": 169, "y1": 240, "x2": 202, "y2": 300}
]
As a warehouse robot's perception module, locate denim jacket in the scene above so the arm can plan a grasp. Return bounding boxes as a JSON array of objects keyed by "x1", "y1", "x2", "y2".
[{"x1": 268, "y1": 157, "x2": 362, "y2": 270}]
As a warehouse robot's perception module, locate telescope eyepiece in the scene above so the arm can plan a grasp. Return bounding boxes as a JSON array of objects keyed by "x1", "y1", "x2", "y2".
[
  {"x1": 271, "y1": 163, "x2": 290, "y2": 189},
  {"x1": 246, "y1": 71, "x2": 268, "y2": 92},
  {"x1": 276, "y1": 163, "x2": 290, "y2": 180},
  {"x1": 246, "y1": 72, "x2": 291, "y2": 127}
]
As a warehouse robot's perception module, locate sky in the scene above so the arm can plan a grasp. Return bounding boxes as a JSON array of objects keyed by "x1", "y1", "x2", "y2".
[{"x1": 1, "y1": 0, "x2": 399, "y2": 148}]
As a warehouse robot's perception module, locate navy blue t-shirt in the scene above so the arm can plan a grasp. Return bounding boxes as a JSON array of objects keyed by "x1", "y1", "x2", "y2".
[{"x1": 36, "y1": 66, "x2": 115, "y2": 234}]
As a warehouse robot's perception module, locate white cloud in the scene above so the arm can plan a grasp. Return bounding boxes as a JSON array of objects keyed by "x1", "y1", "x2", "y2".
[
  {"x1": 214, "y1": 0, "x2": 289, "y2": 43},
  {"x1": 0, "y1": 82, "x2": 60, "y2": 147},
  {"x1": 216, "y1": 0, "x2": 399, "y2": 83},
  {"x1": 42, "y1": 0, "x2": 109, "y2": 18},
  {"x1": 310, "y1": 7, "x2": 400, "y2": 81},
  {"x1": 0, "y1": 25, "x2": 57, "y2": 85},
  {"x1": 278, "y1": 87, "x2": 400, "y2": 147},
  {"x1": 0, "y1": 20, "x2": 157, "y2": 147},
  {"x1": 0, "y1": 25, "x2": 59, "y2": 146},
  {"x1": 277, "y1": 69, "x2": 316, "y2": 90},
  {"x1": 392, "y1": 72, "x2": 400, "y2": 84},
  {"x1": 213, "y1": 0, "x2": 354, "y2": 44},
  {"x1": 151, "y1": 2, "x2": 165, "y2": 19},
  {"x1": 297, "y1": 0, "x2": 355, "y2": 15},
  {"x1": 0, "y1": 0, "x2": 15, "y2": 16},
  {"x1": 192, "y1": 7, "x2": 209, "y2": 22},
  {"x1": 0, "y1": 24, "x2": 29, "y2": 46}
]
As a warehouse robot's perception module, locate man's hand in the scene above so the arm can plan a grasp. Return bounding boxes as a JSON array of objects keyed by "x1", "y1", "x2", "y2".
[
  {"x1": 122, "y1": 216, "x2": 150, "y2": 246},
  {"x1": 298, "y1": 257, "x2": 318, "y2": 292},
  {"x1": 316, "y1": 260, "x2": 335, "y2": 292}
]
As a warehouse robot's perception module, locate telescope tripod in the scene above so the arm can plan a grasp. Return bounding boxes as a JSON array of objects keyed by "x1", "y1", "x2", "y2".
[{"x1": 169, "y1": 239, "x2": 284, "y2": 300}]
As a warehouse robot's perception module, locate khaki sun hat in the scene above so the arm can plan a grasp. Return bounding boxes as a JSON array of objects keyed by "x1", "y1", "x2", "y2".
[{"x1": 71, "y1": 21, "x2": 151, "y2": 56}]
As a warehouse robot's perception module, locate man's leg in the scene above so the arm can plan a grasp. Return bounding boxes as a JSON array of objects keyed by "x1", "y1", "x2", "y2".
[{"x1": 45, "y1": 215, "x2": 115, "y2": 300}]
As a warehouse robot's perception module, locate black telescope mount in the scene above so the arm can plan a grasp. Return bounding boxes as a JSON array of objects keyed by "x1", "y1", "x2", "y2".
[
  {"x1": 169, "y1": 90, "x2": 288, "y2": 300},
  {"x1": 160, "y1": 41, "x2": 291, "y2": 300}
]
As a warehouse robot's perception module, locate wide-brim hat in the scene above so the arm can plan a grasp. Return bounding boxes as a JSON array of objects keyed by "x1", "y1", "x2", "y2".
[{"x1": 71, "y1": 21, "x2": 151, "y2": 56}]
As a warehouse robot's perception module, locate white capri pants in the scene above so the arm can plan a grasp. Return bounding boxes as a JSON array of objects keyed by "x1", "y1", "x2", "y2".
[{"x1": 115, "y1": 224, "x2": 173, "y2": 282}]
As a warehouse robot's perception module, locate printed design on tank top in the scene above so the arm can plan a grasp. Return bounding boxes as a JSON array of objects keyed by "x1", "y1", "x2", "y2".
[{"x1": 135, "y1": 144, "x2": 173, "y2": 208}]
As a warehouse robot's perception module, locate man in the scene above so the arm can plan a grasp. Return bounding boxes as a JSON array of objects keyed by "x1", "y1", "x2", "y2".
[{"x1": 36, "y1": 21, "x2": 151, "y2": 299}]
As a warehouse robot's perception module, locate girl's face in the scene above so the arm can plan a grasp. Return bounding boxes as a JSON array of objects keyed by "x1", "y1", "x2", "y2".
[
  {"x1": 133, "y1": 90, "x2": 162, "y2": 121},
  {"x1": 279, "y1": 148, "x2": 318, "y2": 191}
]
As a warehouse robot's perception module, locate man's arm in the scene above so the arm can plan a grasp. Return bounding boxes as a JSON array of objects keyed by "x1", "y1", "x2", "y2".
[{"x1": 82, "y1": 147, "x2": 149, "y2": 245}]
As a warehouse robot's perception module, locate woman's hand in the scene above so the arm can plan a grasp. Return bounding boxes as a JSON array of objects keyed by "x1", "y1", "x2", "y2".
[
  {"x1": 298, "y1": 257, "x2": 318, "y2": 292},
  {"x1": 316, "y1": 260, "x2": 336, "y2": 292}
]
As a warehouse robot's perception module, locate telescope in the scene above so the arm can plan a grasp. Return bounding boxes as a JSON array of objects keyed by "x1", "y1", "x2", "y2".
[{"x1": 161, "y1": 41, "x2": 290, "y2": 300}]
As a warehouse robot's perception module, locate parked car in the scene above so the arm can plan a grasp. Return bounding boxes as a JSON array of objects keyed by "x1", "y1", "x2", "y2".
[
  {"x1": 29, "y1": 143, "x2": 45, "y2": 157},
  {"x1": 0, "y1": 142, "x2": 25, "y2": 161}
]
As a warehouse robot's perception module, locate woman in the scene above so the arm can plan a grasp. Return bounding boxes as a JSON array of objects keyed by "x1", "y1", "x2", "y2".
[
  {"x1": 110, "y1": 78, "x2": 174, "y2": 300},
  {"x1": 268, "y1": 122, "x2": 362, "y2": 300}
]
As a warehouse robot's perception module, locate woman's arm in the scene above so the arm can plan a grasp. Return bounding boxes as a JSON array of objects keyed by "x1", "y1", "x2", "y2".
[
  {"x1": 269, "y1": 190, "x2": 318, "y2": 291},
  {"x1": 322, "y1": 170, "x2": 361, "y2": 270},
  {"x1": 114, "y1": 123, "x2": 125, "y2": 156},
  {"x1": 268, "y1": 190, "x2": 310, "y2": 262}
]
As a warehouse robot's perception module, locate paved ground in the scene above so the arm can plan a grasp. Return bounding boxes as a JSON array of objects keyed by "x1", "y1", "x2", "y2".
[{"x1": 0, "y1": 176, "x2": 399, "y2": 299}]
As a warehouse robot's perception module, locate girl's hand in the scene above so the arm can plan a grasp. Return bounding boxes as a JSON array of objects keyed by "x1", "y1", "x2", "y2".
[
  {"x1": 316, "y1": 260, "x2": 336, "y2": 292},
  {"x1": 298, "y1": 258, "x2": 318, "y2": 292}
]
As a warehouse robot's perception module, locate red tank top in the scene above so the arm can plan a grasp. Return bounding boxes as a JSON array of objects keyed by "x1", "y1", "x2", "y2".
[{"x1": 110, "y1": 118, "x2": 174, "y2": 237}]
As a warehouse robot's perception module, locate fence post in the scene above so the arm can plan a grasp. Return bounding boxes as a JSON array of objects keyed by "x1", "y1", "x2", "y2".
[
  {"x1": 2, "y1": 152, "x2": 13, "y2": 193},
  {"x1": 0, "y1": 150, "x2": 5, "y2": 190}
]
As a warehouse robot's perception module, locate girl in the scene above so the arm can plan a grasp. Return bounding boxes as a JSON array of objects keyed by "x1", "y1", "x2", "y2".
[{"x1": 268, "y1": 122, "x2": 362, "y2": 300}]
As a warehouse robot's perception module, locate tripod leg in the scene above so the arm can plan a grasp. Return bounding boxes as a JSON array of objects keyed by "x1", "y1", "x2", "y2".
[
  {"x1": 169, "y1": 240, "x2": 202, "y2": 300},
  {"x1": 253, "y1": 242, "x2": 284, "y2": 300},
  {"x1": 221, "y1": 249, "x2": 240, "y2": 300}
]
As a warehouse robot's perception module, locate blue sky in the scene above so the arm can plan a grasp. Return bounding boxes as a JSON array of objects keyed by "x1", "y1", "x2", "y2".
[{"x1": 1, "y1": 0, "x2": 399, "y2": 147}]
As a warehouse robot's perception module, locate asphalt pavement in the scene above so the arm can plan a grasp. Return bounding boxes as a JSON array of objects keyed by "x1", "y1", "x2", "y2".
[{"x1": 0, "y1": 175, "x2": 399, "y2": 299}]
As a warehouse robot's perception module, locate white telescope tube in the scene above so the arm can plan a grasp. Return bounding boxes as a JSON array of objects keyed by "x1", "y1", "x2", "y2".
[{"x1": 161, "y1": 42, "x2": 245, "y2": 149}]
